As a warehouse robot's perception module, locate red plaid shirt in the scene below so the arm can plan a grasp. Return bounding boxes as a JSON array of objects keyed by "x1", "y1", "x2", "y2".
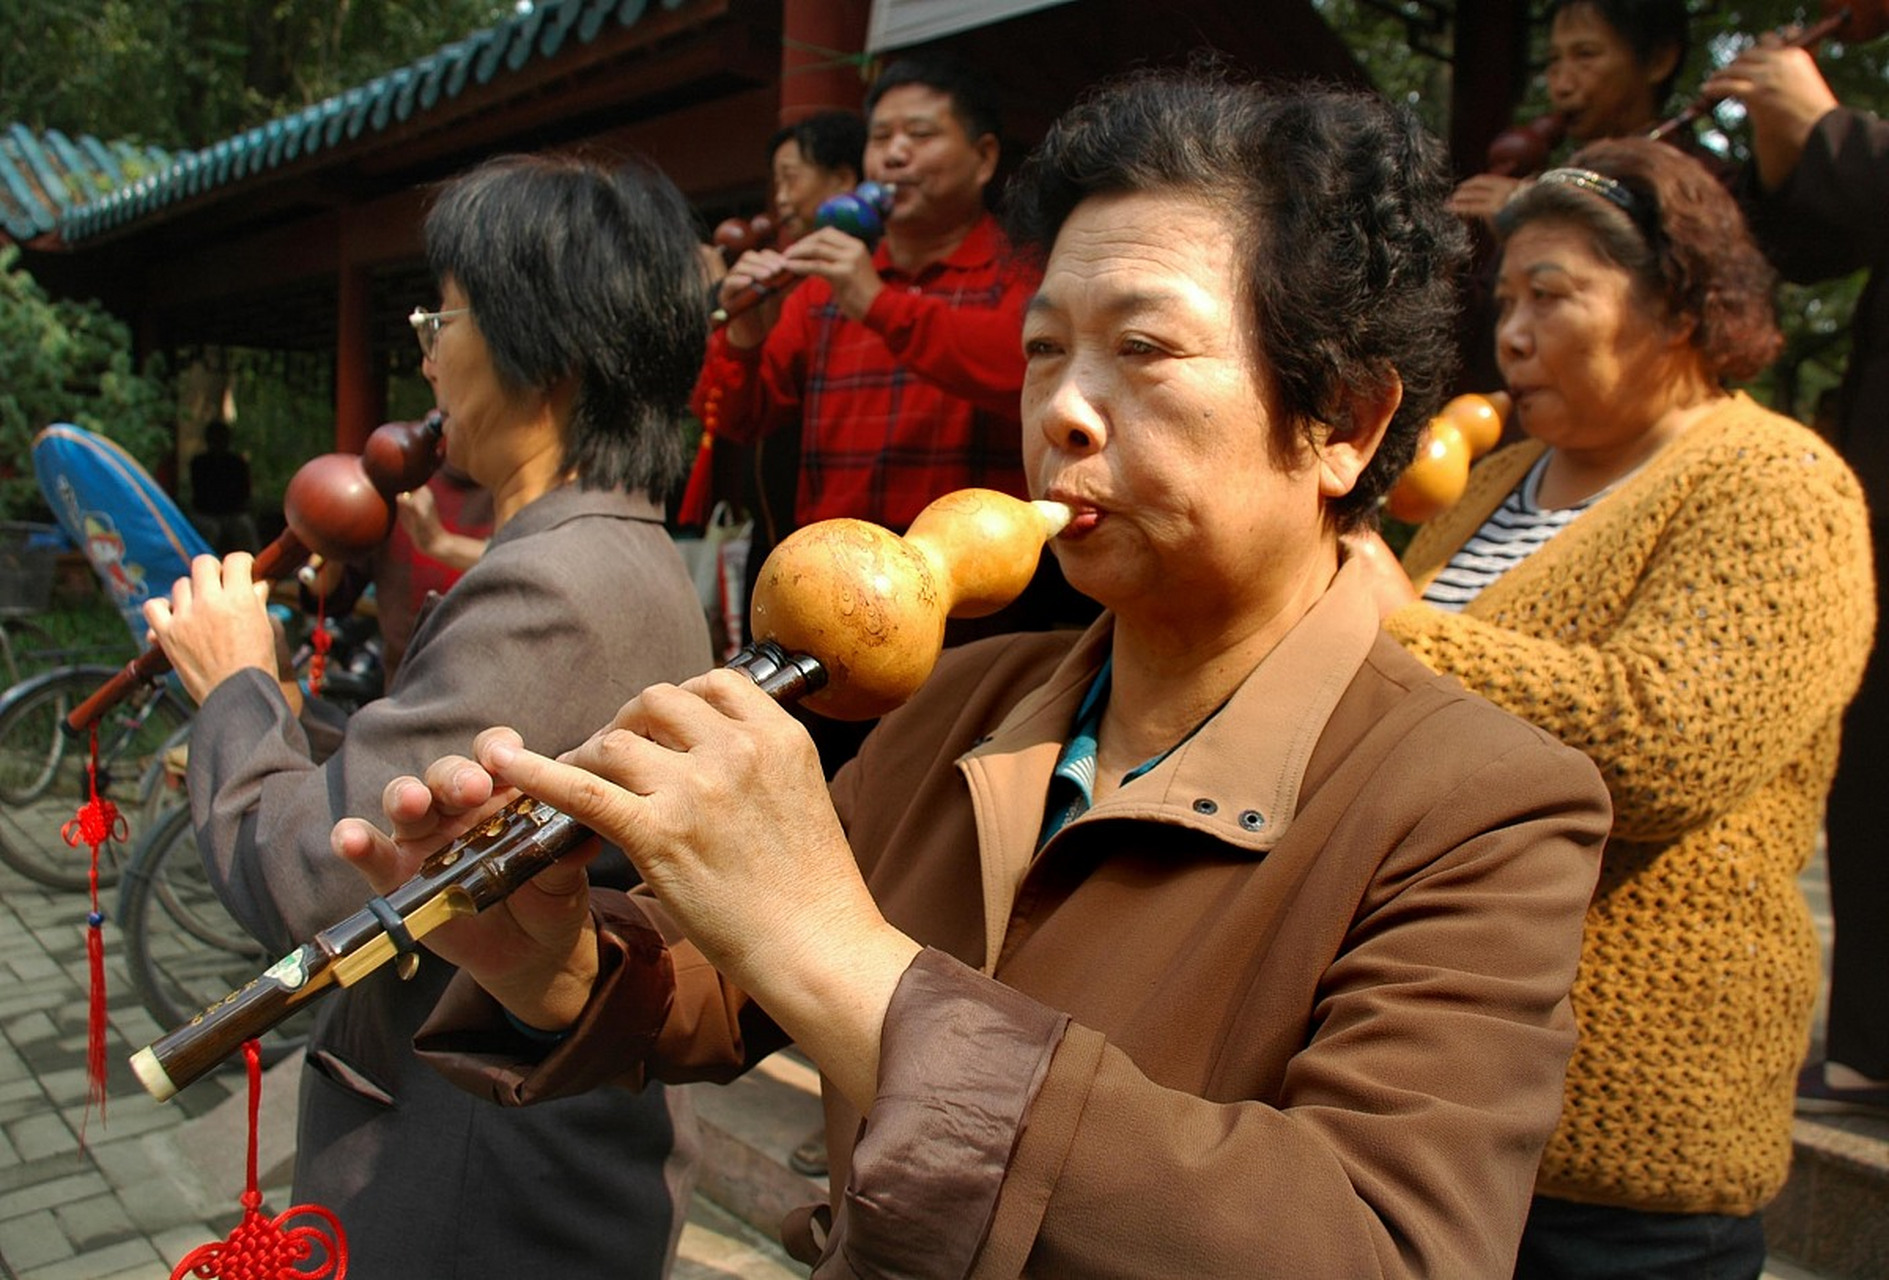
[{"x1": 692, "y1": 213, "x2": 1037, "y2": 531}]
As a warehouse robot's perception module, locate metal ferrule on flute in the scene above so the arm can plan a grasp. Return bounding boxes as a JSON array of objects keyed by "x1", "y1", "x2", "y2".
[{"x1": 128, "y1": 641, "x2": 827, "y2": 1103}]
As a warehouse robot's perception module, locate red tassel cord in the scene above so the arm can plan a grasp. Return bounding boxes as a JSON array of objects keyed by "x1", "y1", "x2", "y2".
[
  {"x1": 676, "y1": 430, "x2": 717, "y2": 528},
  {"x1": 305, "y1": 589, "x2": 331, "y2": 698},
  {"x1": 60, "y1": 727, "x2": 126, "y2": 1133},
  {"x1": 170, "y1": 1039, "x2": 348, "y2": 1279}
]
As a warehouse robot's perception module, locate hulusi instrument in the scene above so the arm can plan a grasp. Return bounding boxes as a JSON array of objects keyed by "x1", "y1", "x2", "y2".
[
  {"x1": 710, "y1": 181, "x2": 895, "y2": 327},
  {"x1": 64, "y1": 414, "x2": 444, "y2": 734},
  {"x1": 129, "y1": 487, "x2": 1072, "y2": 1101}
]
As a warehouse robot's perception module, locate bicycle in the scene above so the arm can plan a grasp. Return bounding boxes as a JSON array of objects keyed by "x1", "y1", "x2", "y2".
[
  {"x1": 0, "y1": 665, "x2": 192, "y2": 890},
  {"x1": 0, "y1": 521, "x2": 77, "y2": 689}
]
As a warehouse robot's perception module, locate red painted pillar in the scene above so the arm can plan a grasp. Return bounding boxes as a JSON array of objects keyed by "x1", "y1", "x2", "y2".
[
  {"x1": 780, "y1": 0, "x2": 870, "y2": 124},
  {"x1": 333, "y1": 258, "x2": 381, "y2": 453}
]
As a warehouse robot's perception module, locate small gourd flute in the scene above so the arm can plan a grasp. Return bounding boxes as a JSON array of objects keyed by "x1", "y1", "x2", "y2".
[
  {"x1": 130, "y1": 488, "x2": 1072, "y2": 1101},
  {"x1": 66, "y1": 414, "x2": 443, "y2": 734}
]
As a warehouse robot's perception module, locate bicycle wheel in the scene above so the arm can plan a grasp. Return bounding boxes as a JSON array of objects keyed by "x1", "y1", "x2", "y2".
[
  {"x1": 0, "y1": 666, "x2": 192, "y2": 890},
  {"x1": 0, "y1": 617, "x2": 59, "y2": 687},
  {"x1": 118, "y1": 804, "x2": 313, "y2": 1063}
]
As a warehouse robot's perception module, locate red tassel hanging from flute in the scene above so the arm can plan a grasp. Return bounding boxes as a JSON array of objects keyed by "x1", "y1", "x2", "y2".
[
  {"x1": 306, "y1": 588, "x2": 331, "y2": 698},
  {"x1": 60, "y1": 727, "x2": 124, "y2": 1133},
  {"x1": 170, "y1": 1040, "x2": 348, "y2": 1280}
]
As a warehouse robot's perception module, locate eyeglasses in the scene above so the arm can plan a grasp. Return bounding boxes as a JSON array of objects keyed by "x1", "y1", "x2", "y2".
[{"x1": 408, "y1": 306, "x2": 469, "y2": 359}]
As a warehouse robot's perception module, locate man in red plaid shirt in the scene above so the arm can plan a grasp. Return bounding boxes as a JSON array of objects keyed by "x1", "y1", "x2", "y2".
[{"x1": 693, "y1": 52, "x2": 1037, "y2": 535}]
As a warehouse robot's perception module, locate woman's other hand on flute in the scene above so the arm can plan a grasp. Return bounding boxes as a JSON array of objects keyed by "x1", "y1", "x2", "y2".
[
  {"x1": 1447, "y1": 172, "x2": 1525, "y2": 224},
  {"x1": 331, "y1": 740, "x2": 602, "y2": 1037},
  {"x1": 335, "y1": 667, "x2": 921, "y2": 1112},
  {"x1": 144, "y1": 552, "x2": 301, "y2": 712}
]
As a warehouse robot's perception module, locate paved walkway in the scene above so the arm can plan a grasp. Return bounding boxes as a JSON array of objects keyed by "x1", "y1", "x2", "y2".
[
  {"x1": 0, "y1": 820, "x2": 1877, "y2": 1278},
  {"x1": 0, "y1": 845, "x2": 799, "y2": 1279}
]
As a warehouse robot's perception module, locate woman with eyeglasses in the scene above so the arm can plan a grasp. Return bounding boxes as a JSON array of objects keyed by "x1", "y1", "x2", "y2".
[
  {"x1": 141, "y1": 154, "x2": 712, "y2": 1278},
  {"x1": 1351, "y1": 136, "x2": 1874, "y2": 1278}
]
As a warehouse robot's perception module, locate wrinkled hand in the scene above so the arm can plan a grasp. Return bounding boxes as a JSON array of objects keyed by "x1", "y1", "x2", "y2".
[
  {"x1": 781, "y1": 227, "x2": 884, "y2": 321},
  {"x1": 331, "y1": 741, "x2": 603, "y2": 1032},
  {"x1": 1343, "y1": 529, "x2": 1420, "y2": 621},
  {"x1": 143, "y1": 553, "x2": 281, "y2": 705},
  {"x1": 1701, "y1": 39, "x2": 1836, "y2": 190},
  {"x1": 1447, "y1": 173, "x2": 1525, "y2": 225},
  {"x1": 477, "y1": 670, "x2": 918, "y2": 1108}
]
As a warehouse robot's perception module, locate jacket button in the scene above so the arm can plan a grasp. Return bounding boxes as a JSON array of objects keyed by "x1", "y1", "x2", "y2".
[
  {"x1": 1239, "y1": 809, "x2": 1265, "y2": 831},
  {"x1": 1192, "y1": 798, "x2": 1217, "y2": 815}
]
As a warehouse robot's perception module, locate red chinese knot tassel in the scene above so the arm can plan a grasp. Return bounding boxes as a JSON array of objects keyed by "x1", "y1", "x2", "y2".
[
  {"x1": 60, "y1": 728, "x2": 125, "y2": 1130},
  {"x1": 170, "y1": 1040, "x2": 348, "y2": 1279},
  {"x1": 306, "y1": 591, "x2": 331, "y2": 697}
]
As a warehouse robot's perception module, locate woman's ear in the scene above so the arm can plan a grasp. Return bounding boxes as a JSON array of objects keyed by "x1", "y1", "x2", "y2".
[{"x1": 1317, "y1": 373, "x2": 1403, "y2": 500}]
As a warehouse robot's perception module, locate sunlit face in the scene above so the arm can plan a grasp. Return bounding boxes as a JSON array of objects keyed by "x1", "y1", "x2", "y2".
[
  {"x1": 1544, "y1": 5, "x2": 1672, "y2": 142},
  {"x1": 865, "y1": 85, "x2": 996, "y2": 234},
  {"x1": 1021, "y1": 192, "x2": 1336, "y2": 628},
  {"x1": 771, "y1": 139, "x2": 856, "y2": 242},
  {"x1": 421, "y1": 277, "x2": 540, "y2": 486},
  {"x1": 1494, "y1": 220, "x2": 1685, "y2": 452}
]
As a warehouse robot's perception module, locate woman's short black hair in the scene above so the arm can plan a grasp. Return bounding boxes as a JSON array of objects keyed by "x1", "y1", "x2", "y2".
[
  {"x1": 1004, "y1": 66, "x2": 1468, "y2": 533},
  {"x1": 1495, "y1": 136, "x2": 1781, "y2": 381},
  {"x1": 423, "y1": 153, "x2": 705, "y2": 501},
  {"x1": 1549, "y1": 0, "x2": 1691, "y2": 108},
  {"x1": 769, "y1": 110, "x2": 865, "y2": 178}
]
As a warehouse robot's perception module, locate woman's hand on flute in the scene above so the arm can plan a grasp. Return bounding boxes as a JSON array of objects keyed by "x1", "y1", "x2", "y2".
[
  {"x1": 1447, "y1": 173, "x2": 1525, "y2": 224},
  {"x1": 144, "y1": 553, "x2": 292, "y2": 709},
  {"x1": 331, "y1": 742, "x2": 604, "y2": 1035},
  {"x1": 478, "y1": 669, "x2": 921, "y2": 1114}
]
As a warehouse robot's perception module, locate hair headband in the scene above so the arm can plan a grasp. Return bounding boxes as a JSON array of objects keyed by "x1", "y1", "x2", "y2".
[{"x1": 1534, "y1": 167, "x2": 1641, "y2": 220}]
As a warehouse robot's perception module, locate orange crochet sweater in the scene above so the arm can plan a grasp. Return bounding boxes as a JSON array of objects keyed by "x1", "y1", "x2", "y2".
[{"x1": 1389, "y1": 392, "x2": 1875, "y2": 1215}]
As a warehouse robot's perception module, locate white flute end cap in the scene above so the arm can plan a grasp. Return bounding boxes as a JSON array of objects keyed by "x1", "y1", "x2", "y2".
[
  {"x1": 129, "y1": 1046, "x2": 178, "y2": 1103},
  {"x1": 1031, "y1": 499, "x2": 1073, "y2": 536}
]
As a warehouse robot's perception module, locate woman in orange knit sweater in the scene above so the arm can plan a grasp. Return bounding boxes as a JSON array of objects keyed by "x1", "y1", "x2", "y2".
[{"x1": 1353, "y1": 136, "x2": 1874, "y2": 1278}]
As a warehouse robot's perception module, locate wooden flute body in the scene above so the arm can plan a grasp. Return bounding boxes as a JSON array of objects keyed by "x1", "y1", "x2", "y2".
[{"x1": 130, "y1": 645, "x2": 825, "y2": 1101}]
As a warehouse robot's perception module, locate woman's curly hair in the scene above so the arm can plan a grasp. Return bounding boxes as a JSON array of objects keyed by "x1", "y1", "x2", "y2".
[
  {"x1": 1004, "y1": 65, "x2": 1469, "y2": 532},
  {"x1": 1495, "y1": 136, "x2": 1782, "y2": 381}
]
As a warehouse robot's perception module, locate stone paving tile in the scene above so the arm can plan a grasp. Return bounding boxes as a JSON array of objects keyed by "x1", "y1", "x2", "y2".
[
  {"x1": 6, "y1": 955, "x2": 62, "y2": 984},
  {"x1": 5, "y1": 1113, "x2": 74, "y2": 1164},
  {"x1": 0, "y1": 1155, "x2": 88, "y2": 1199},
  {"x1": 2, "y1": 1012, "x2": 58, "y2": 1048},
  {"x1": 0, "y1": 1207, "x2": 74, "y2": 1272},
  {"x1": 56, "y1": 1100, "x2": 179, "y2": 1145},
  {"x1": 148, "y1": 1223, "x2": 221, "y2": 1272},
  {"x1": 17, "y1": 1236, "x2": 161, "y2": 1280},
  {"x1": 53, "y1": 1191, "x2": 139, "y2": 1252},
  {"x1": 0, "y1": 1091, "x2": 52, "y2": 1127},
  {"x1": 0, "y1": 1170, "x2": 108, "y2": 1221},
  {"x1": 0, "y1": 995, "x2": 67, "y2": 1029}
]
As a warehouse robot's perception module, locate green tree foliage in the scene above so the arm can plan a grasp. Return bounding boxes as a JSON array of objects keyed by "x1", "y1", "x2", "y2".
[
  {"x1": 0, "y1": 246, "x2": 171, "y2": 519},
  {"x1": 0, "y1": 0, "x2": 508, "y2": 149}
]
